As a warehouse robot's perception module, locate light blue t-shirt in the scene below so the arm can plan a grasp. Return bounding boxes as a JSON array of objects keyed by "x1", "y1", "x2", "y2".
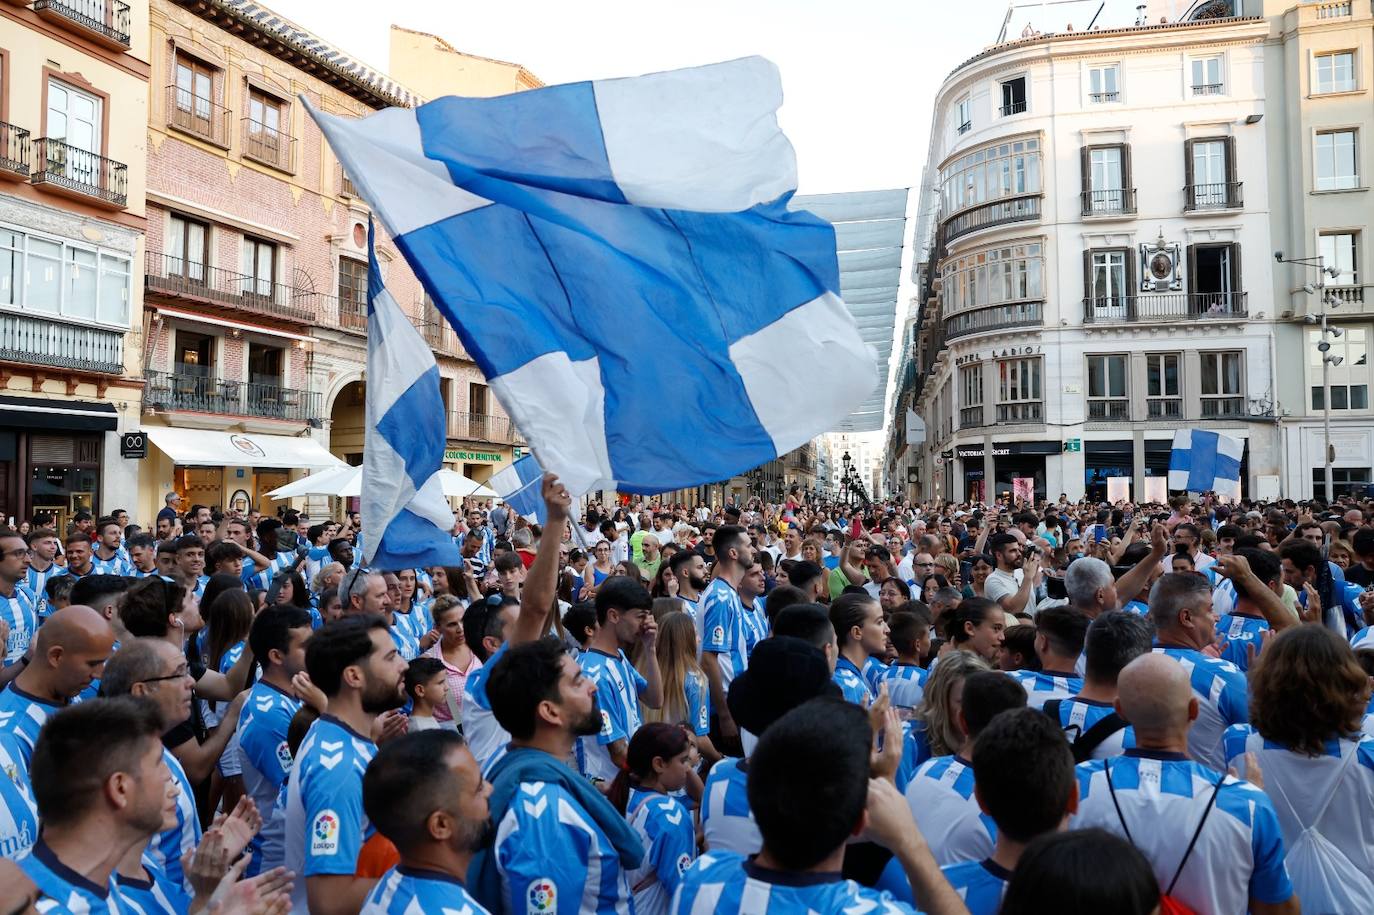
[
  {"x1": 237, "y1": 680, "x2": 303, "y2": 875},
  {"x1": 361, "y1": 865, "x2": 490, "y2": 914},
  {"x1": 578, "y1": 648, "x2": 649, "y2": 784},
  {"x1": 701, "y1": 578, "x2": 751, "y2": 691},
  {"x1": 625, "y1": 787, "x2": 695, "y2": 915},
  {"x1": 672, "y1": 851, "x2": 919, "y2": 914},
  {"x1": 0, "y1": 731, "x2": 38, "y2": 859}
]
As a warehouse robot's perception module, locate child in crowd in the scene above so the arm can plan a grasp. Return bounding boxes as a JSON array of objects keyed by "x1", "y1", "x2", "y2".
[{"x1": 404, "y1": 657, "x2": 451, "y2": 733}]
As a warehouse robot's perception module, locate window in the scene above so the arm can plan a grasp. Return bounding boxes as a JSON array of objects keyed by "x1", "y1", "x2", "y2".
[
  {"x1": 45, "y1": 80, "x2": 103, "y2": 188},
  {"x1": 469, "y1": 382, "x2": 489, "y2": 416},
  {"x1": 959, "y1": 364, "x2": 983, "y2": 427},
  {"x1": 1000, "y1": 76, "x2": 1027, "y2": 115},
  {"x1": 1315, "y1": 130, "x2": 1358, "y2": 190},
  {"x1": 242, "y1": 237, "x2": 277, "y2": 297},
  {"x1": 338, "y1": 255, "x2": 366, "y2": 305},
  {"x1": 245, "y1": 89, "x2": 288, "y2": 169},
  {"x1": 1314, "y1": 51, "x2": 1356, "y2": 94},
  {"x1": 1087, "y1": 354, "x2": 1128, "y2": 419},
  {"x1": 1187, "y1": 243, "x2": 1242, "y2": 313},
  {"x1": 1088, "y1": 64, "x2": 1120, "y2": 102},
  {"x1": 1086, "y1": 249, "x2": 1132, "y2": 316},
  {"x1": 956, "y1": 97, "x2": 971, "y2": 134},
  {"x1": 172, "y1": 54, "x2": 215, "y2": 139},
  {"x1": 1147, "y1": 353, "x2": 1182, "y2": 419},
  {"x1": 997, "y1": 357, "x2": 1042, "y2": 422},
  {"x1": 1319, "y1": 231, "x2": 1358, "y2": 284},
  {"x1": 0, "y1": 224, "x2": 130, "y2": 326},
  {"x1": 1185, "y1": 137, "x2": 1237, "y2": 209},
  {"x1": 248, "y1": 343, "x2": 283, "y2": 386},
  {"x1": 939, "y1": 137, "x2": 1041, "y2": 213},
  {"x1": 168, "y1": 214, "x2": 208, "y2": 283},
  {"x1": 1081, "y1": 145, "x2": 1132, "y2": 214},
  {"x1": 1308, "y1": 327, "x2": 1369, "y2": 411},
  {"x1": 940, "y1": 242, "x2": 1044, "y2": 314},
  {"x1": 174, "y1": 330, "x2": 214, "y2": 376},
  {"x1": 1191, "y1": 56, "x2": 1223, "y2": 95},
  {"x1": 1200, "y1": 351, "x2": 1244, "y2": 417}
]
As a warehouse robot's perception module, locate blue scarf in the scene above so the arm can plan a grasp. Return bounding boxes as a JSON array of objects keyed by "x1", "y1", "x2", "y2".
[{"x1": 468, "y1": 746, "x2": 644, "y2": 911}]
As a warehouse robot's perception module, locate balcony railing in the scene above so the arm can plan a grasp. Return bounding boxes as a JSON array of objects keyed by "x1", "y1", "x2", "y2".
[
  {"x1": 145, "y1": 371, "x2": 323, "y2": 422},
  {"x1": 1147, "y1": 397, "x2": 1183, "y2": 419},
  {"x1": 411, "y1": 317, "x2": 468, "y2": 357},
  {"x1": 943, "y1": 193, "x2": 1041, "y2": 242},
  {"x1": 957, "y1": 121, "x2": 971, "y2": 135},
  {"x1": 960, "y1": 405, "x2": 985, "y2": 428},
  {"x1": 1089, "y1": 91, "x2": 1120, "y2": 103},
  {"x1": 1314, "y1": 1, "x2": 1352, "y2": 18},
  {"x1": 241, "y1": 119, "x2": 295, "y2": 172},
  {"x1": 1191, "y1": 83, "x2": 1224, "y2": 96},
  {"x1": 450, "y1": 412, "x2": 523, "y2": 445},
  {"x1": 335, "y1": 293, "x2": 367, "y2": 332},
  {"x1": 1088, "y1": 399, "x2": 1129, "y2": 420},
  {"x1": 1184, "y1": 181, "x2": 1243, "y2": 211},
  {"x1": 1083, "y1": 291, "x2": 1247, "y2": 324},
  {"x1": 997, "y1": 402, "x2": 1043, "y2": 423},
  {"x1": 165, "y1": 86, "x2": 231, "y2": 147},
  {"x1": 1081, "y1": 188, "x2": 1136, "y2": 216},
  {"x1": 145, "y1": 250, "x2": 316, "y2": 322},
  {"x1": 0, "y1": 313, "x2": 123, "y2": 374},
  {"x1": 1201, "y1": 396, "x2": 1245, "y2": 419},
  {"x1": 0, "y1": 122, "x2": 29, "y2": 179},
  {"x1": 33, "y1": 0, "x2": 130, "y2": 48},
  {"x1": 31, "y1": 138, "x2": 127, "y2": 208},
  {"x1": 1326, "y1": 285, "x2": 1366, "y2": 305},
  {"x1": 945, "y1": 301, "x2": 1042, "y2": 340},
  {"x1": 999, "y1": 99, "x2": 1027, "y2": 116},
  {"x1": 339, "y1": 168, "x2": 358, "y2": 197}
]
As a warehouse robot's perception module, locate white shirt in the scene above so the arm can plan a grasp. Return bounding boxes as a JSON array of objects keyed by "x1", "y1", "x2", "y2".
[{"x1": 985, "y1": 568, "x2": 1033, "y2": 615}]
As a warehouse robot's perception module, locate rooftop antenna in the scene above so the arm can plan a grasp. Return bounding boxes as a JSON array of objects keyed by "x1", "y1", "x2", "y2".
[
  {"x1": 1136, "y1": 3, "x2": 1148, "y2": 25},
  {"x1": 1085, "y1": 1, "x2": 1106, "y2": 29}
]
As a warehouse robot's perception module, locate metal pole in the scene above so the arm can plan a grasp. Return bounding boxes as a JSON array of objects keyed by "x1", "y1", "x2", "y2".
[{"x1": 1323, "y1": 309, "x2": 1333, "y2": 504}]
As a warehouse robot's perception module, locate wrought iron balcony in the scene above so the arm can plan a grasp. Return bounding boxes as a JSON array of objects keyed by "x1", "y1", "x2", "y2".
[
  {"x1": 957, "y1": 121, "x2": 971, "y2": 134},
  {"x1": 1201, "y1": 397, "x2": 1245, "y2": 419},
  {"x1": 1147, "y1": 397, "x2": 1183, "y2": 420},
  {"x1": 241, "y1": 118, "x2": 296, "y2": 172},
  {"x1": 165, "y1": 86, "x2": 231, "y2": 147},
  {"x1": 145, "y1": 370, "x2": 323, "y2": 422},
  {"x1": 0, "y1": 122, "x2": 29, "y2": 179},
  {"x1": 0, "y1": 313, "x2": 123, "y2": 374},
  {"x1": 450, "y1": 412, "x2": 524, "y2": 445},
  {"x1": 1083, "y1": 291, "x2": 1247, "y2": 324},
  {"x1": 1184, "y1": 181, "x2": 1242, "y2": 211},
  {"x1": 944, "y1": 301, "x2": 1042, "y2": 340},
  {"x1": 997, "y1": 402, "x2": 1043, "y2": 423},
  {"x1": 1087, "y1": 399, "x2": 1129, "y2": 420},
  {"x1": 1081, "y1": 188, "x2": 1137, "y2": 217},
  {"x1": 31, "y1": 138, "x2": 127, "y2": 208},
  {"x1": 410, "y1": 317, "x2": 467, "y2": 357},
  {"x1": 943, "y1": 194, "x2": 1040, "y2": 242},
  {"x1": 999, "y1": 100, "x2": 1027, "y2": 116},
  {"x1": 333, "y1": 293, "x2": 367, "y2": 332},
  {"x1": 145, "y1": 250, "x2": 315, "y2": 323},
  {"x1": 33, "y1": 0, "x2": 130, "y2": 49}
]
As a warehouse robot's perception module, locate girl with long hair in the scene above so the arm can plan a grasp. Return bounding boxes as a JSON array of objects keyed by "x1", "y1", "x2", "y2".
[
  {"x1": 607, "y1": 723, "x2": 697, "y2": 915},
  {"x1": 644, "y1": 611, "x2": 721, "y2": 770},
  {"x1": 648, "y1": 560, "x2": 678, "y2": 601}
]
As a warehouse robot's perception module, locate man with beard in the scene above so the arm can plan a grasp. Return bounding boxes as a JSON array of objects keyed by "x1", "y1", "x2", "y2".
[
  {"x1": 668, "y1": 548, "x2": 708, "y2": 621},
  {"x1": 285, "y1": 614, "x2": 408, "y2": 915},
  {"x1": 468, "y1": 637, "x2": 644, "y2": 915},
  {"x1": 361, "y1": 730, "x2": 494, "y2": 912}
]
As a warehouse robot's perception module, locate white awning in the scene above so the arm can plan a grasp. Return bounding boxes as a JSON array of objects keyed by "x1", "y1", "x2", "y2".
[{"x1": 146, "y1": 428, "x2": 344, "y2": 470}]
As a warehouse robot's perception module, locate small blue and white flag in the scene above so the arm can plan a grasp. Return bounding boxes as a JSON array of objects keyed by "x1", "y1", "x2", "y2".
[
  {"x1": 361, "y1": 220, "x2": 462, "y2": 571},
  {"x1": 489, "y1": 454, "x2": 546, "y2": 525},
  {"x1": 306, "y1": 57, "x2": 876, "y2": 496},
  {"x1": 1168, "y1": 429, "x2": 1244, "y2": 500}
]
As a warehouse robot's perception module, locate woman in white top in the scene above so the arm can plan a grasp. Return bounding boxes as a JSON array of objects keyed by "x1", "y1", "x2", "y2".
[{"x1": 1224, "y1": 624, "x2": 1374, "y2": 914}]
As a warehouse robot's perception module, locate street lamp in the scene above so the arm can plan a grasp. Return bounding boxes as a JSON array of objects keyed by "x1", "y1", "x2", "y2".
[
  {"x1": 840, "y1": 451, "x2": 852, "y2": 504},
  {"x1": 1277, "y1": 252, "x2": 1344, "y2": 502}
]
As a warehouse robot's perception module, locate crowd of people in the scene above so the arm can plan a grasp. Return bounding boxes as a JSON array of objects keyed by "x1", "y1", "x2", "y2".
[{"x1": 2, "y1": 483, "x2": 1373, "y2": 914}]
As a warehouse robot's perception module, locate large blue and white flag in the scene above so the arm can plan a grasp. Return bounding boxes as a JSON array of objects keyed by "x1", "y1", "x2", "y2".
[
  {"x1": 306, "y1": 57, "x2": 876, "y2": 496},
  {"x1": 489, "y1": 454, "x2": 546, "y2": 525},
  {"x1": 1168, "y1": 429, "x2": 1243, "y2": 499},
  {"x1": 361, "y1": 220, "x2": 463, "y2": 570}
]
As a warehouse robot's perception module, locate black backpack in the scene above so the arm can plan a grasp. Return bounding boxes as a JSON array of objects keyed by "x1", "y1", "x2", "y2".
[{"x1": 1043, "y1": 699, "x2": 1128, "y2": 763}]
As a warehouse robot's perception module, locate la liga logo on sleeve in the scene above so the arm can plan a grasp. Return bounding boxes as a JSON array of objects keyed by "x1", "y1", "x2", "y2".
[
  {"x1": 526, "y1": 877, "x2": 557, "y2": 913},
  {"x1": 310, "y1": 809, "x2": 339, "y2": 856}
]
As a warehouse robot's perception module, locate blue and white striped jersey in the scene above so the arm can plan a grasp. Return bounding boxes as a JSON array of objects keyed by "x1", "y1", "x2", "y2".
[
  {"x1": 91, "y1": 549, "x2": 134, "y2": 577},
  {"x1": 1123, "y1": 599, "x2": 1149, "y2": 617},
  {"x1": 1213, "y1": 613, "x2": 1269, "y2": 671},
  {"x1": 1223, "y1": 725, "x2": 1374, "y2": 880},
  {"x1": 0, "y1": 683, "x2": 62, "y2": 770},
  {"x1": 388, "y1": 613, "x2": 421, "y2": 662},
  {"x1": 0, "y1": 731, "x2": 38, "y2": 859},
  {"x1": 682, "y1": 670, "x2": 711, "y2": 737},
  {"x1": 862, "y1": 656, "x2": 889, "y2": 694},
  {"x1": 1350, "y1": 625, "x2": 1374, "y2": 651},
  {"x1": 833, "y1": 656, "x2": 873, "y2": 707},
  {"x1": 626, "y1": 787, "x2": 695, "y2": 915},
  {"x1": 284, "y1": 715, "x2": 378, "y2": 913},
  {"x1": 1151, "y1": 646, "x2": 1248, "y2": 770},
  {"x1": 492, "y1": 779, "x2": 635, "y2": 915},
  {"x1": 146, "y1": 748, "x2": 200, "y2": 895},
  {"x1": 1072, "y1": 750, "x2": 1293, "y2": 915},
  {"x1": 671, "y1": 851, "x2": 919, "y2": 914},
  {"x1": 25, "y1": 564, "x2": 62, "y2": 620},
  {"x1": 1005, "y1": 669, "x2": 1083, "y2": 711},
  {"x1": 462, "y1": 644, "x2": 510, "y2": 771},
  {"x1": 19, "y1": 839, "x2": 123, "y2": 915},
  {"x1": 700, "y1": 758, "x2": 759, "y2": 855},
  {"x1": 113, "y1": 856, "x2": 192, "y2": 915},
  {"x1": 903, "y1": 755, "x2": 996, "y2": 866},
  {"x1": 362, "y1": 865, "x2": 490, "y2": 914},
  {"x1": 1, "y1": 584, "x2": 38, "y2": 667},
  {"x1": 1048, "y1": 697, "x2": 1136, "y2": 759},
  {"x1": 579, "y1": 648, "x2": 649, "y2": 784},
  {"x1": 940, "y1": 858, "x2": 1011, "y2": 915},
  {"x1": 701, "y1": 579, "x2": 750, "y2": 691},
  {"x1": 881, "y1": 662, "x2": 928, "y2": 711},
  {"x1": 249, "y1": 551, "x2": 298, "y2": 591},
  {"x1": 237, "y1": 680, "x2": 303, "y2": 876}
]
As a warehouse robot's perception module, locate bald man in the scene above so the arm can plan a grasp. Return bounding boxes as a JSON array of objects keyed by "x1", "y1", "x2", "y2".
[
  {"x1": 1070, "y1": 654, "x2": 1298, "y2": 915},
  {"x1": 0, "y1": 604, "x2": 114, "y2": 773}
]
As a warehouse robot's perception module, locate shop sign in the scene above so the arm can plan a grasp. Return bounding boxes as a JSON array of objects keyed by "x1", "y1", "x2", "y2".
[
  {"x1": 444, "y1": 449, "x2": 501, "y2": 462},
  {"x1": 956, "y1": 446, "x2": 1009, "y2": 459},
  {"x1": 120, "y1": 431, "x2": 147, "y2": 460},
  {"x1": 1064, "y1": 438, "x2": 1082, "y2": 453},
  {"x1": 957, "y1": 441, "x2": 1060, "y2": 460},
  {"x1": 954, "y1": 344, "x2": 1042, "y2": 367},
  {"x1": 229, "y1": 434, "x2": 267, "y2": 460}
]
